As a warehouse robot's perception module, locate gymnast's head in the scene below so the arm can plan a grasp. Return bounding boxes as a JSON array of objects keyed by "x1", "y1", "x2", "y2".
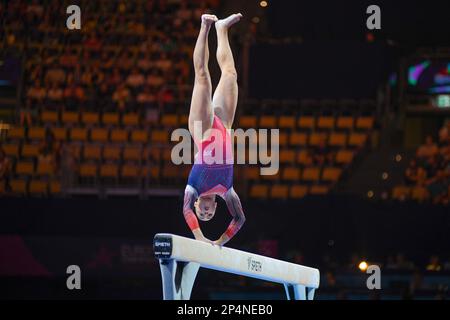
[{"x1": 194, "y1": 195, "x2": 217, "y2": 221}]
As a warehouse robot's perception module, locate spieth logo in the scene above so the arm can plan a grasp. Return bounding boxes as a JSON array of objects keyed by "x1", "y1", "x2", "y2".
[
  {"x1": 247, "y1": 257, "x2": 262, "y2": 273},
  {"x1": 154, "y1": 241, "x2": 171, "y2": 247}
]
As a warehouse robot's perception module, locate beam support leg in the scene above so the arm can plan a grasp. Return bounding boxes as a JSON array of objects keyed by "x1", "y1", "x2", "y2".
[{"x1": 159, "y1": 259, "x2": 200, "y2": 300}]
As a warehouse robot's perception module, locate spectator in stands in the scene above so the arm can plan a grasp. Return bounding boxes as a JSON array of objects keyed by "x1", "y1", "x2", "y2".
[
  {"x1": 99, "y1": 51, "x2": 115, "y2": 71},
  {"x1": 137, "y1": 52, "x2": 153, "y2": 72},
  {"x1": 426, "y1": 255, "x2": 442, "y2": 272},
  {"x1": 126, "y1": 67, "x2": 145, "y2": 89},
  {"x1": 404, "y1": 159, "x2": 427, "y2": 186},
  {"x1": 45, "y1": 62, "x2": 66, "y2": 85},
  {"x1": 117, "y1": 51, "x2": 135, "y2": 71},
  {"x1": 27, "y1": 81, "x2": 46, "y2": 106},
  {"x1": 417, "y1": 135, "x2": 439, "y2": 160},
  {"x1": 137, "y1": 85, "x2": 156, "y2": 107},
  {"x1": 59, "y1": 47, "x2": 78, "y2": 68},
  {"x1": 0, "y1": 146, "x2": 12, "y2": 192},
  {"x1": 107, "y1": 67, "x2": 123, "y2": 88},
  {"x1": 157, "y1": 85, "x2": 175, "y2": 111},
  {"x1": 84, "y1": 32, "x2": 102, "y2": 52},
  {"x1": 19, "y1": 99, "x2": 34, "y2": 127},
  {"x1": 47, "y1": 82, "x2": 63, "y2": 107},
  {"x1": 146, "y1": 69, "x2": 164, "y2": 88},
  {"x1": 112, "y1": 83, "x2": 131, "y2": 111},
  {"x1": 425, "y1": 169, "x2": 449, "y2": 205},
  {"x1": 64, "y1": 78, "x2": 85, "y2": 110}
]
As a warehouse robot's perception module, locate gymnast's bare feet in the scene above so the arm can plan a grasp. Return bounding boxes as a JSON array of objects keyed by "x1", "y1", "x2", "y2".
[
  {"x1": 216, "y1": 13, "x2": 243, "y2": 30},
  {"x1": 201, "y1": 14, "x2": 218, "y2": 28}
]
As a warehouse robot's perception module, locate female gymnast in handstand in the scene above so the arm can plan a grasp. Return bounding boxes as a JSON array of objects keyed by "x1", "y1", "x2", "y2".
[{"x1": 183, "y1": 13, "x2": 245, "y2": 246}]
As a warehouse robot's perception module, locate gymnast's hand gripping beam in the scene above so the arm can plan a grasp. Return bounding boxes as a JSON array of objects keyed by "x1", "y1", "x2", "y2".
[{"x1": 153, "y1": 233, "x2": 320, "y2": 300}]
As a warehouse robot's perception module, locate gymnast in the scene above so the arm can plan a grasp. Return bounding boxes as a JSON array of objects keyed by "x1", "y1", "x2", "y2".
[{"x1": 183, "y1": 13, "x2": 245, "y2": 246}]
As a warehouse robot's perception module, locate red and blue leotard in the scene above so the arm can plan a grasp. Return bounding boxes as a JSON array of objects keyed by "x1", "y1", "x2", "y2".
[{"x1": 183, "y1": 115, "x2": 245, "y2": 239}]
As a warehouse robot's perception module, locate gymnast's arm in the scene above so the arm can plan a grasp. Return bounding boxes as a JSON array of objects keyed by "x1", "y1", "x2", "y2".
[
  {"x1": 215, "y1": 187, "x2": 246, "y2": 246},
  {"x1": 183, "y1": 185, "x2": 213, "y2": 244}
]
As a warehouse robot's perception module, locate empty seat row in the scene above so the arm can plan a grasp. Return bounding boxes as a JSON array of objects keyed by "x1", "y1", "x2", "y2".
[
  {"x1": 39, "y1": 111, "x2": 188, "y2": 128},
  {"x1": 249, "y1": 184, "x2": 331, "y2": 199},
  {"x1": 239, "y1": 115, "x2": 374, "y2": 131},
  {"x1": 244, "y1": 166, "x2": 343, "y2": 182},
  {"x1": 6, "y1": 127, "x2": 169, "y2": 144},
  {"x1": 0, "y1": 179, "x2": 61, "y2": 195}
]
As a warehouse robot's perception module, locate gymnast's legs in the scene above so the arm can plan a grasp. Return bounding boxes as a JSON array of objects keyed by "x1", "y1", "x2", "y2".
[
  {"x1": 188, "y1": 14, "x2": 218, "y2": 142},
  {"x1": 213, "y1": 13, "x2": 242, "y2": 129}
]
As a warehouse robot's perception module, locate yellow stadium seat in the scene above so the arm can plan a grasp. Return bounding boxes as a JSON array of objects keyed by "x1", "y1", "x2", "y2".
[
  {"x1": 151, "y1": 130, "x2": 169, "y2": 144},
  {"x1": 81, "y1": 112, "x2": 100, "y2": 125},
  {"x1": 392, "y1": 186, "x2": 411, "y2": 201},
  {"x1": 179, "y1": 115, "x2": 189, "y2": 127},
  {"x1": 259, "y1": 116, "x2": 277, "y2": 128},
  {"x1": 282, "y1": 167, "x2": 301, "y2": 182},
  {"x1": 279, "y1": 150, "x2": 296, "y2": 163},
  {"x1": 279, "y1": 116, "x2": 296, "y2": 129},
  {"x1": 21, "y1": 144, "x2": 40, "y2": 158},
  {"x1": 317, "y1": 117, "x2": 335, "y2": 130},
  {"x1": 70, "y1": 127, "x2": 88, "y2": 141},
  {"x1": 250, "y1": 184, "x2": 269, "y2": 198},
  {"x1": 161, "y1": 114, "x2": 179, "y2": 127},
  {"x1": 277, "y1": 133, "x2": 288, "y2": 146},
  {"x1": 290, "y1": 185, "x2": 308, "y2": 199},
  {"x1": 161, "y1": 148, "x2": 172, "y2": 161},
  {"x1": 348, "y1": 133, "x2": 367, "y2": 147},
  {"x1": 297, "y1": 150, "x2": 313, "y2": 166},
  {"x1": 52, "y1": 127, "x2": 67, "y2": 140},
  {"x1": 83, "y1": 145, "x2": 102, "y2": 160},
  {"x1": 28, "y1": 127, "x2": 46, "y2": 140},
  {"x1": 356, "y1": 117, "x2": 374, "y2": 130},
  {"x1": 162, "y1": 164, "x2": 179, "y2": 179},
  {"x1": 100, "y1": 164, "x2": 119, "y2": 178},
  {"x1": 61, "y1": 111, "x2": 79, "y2": 124},
  {"x1": 335, "y1": 150, "x2": 354, "y2": 164},
  {"x1": 180, "y1": 166, "x2": 191, "y2": 179},
  {"x1": 271, "y1": 185, "x2": 289, "y2": 199},
  {"x1": 142, "y1": 166, "x2": 160, "y2": 180},
  {"x1": 16, "y1": 161, "x2": 34, "y2": 175},
  {"x1": 41, "y1": 111, "x2": 59, "y2": 123},
  {"x1": 90, "y1": 128, "x2": 109, "y2": 142},
  {"x1": 29, "y1": 180, "x2": 48, "y2": 194},
  {"x1": 49, "y1": 180, "x2": 61, "y2": 194},
  {"x1": 36, "y1": 161, "x2": 53, "y2": 176},
  {"x1": 122, "y1": 113, "x2": 139, "y2": 127},
  {"x1": 102, "y1": 113, "x2": 120, "y2": 126},
  {"x1": 289, "y1": 132, "x2": 308, "y2": 146},
  {"x1": 80, "y1": 163, "x2": 97, "y2": 177},
  {"x1": 244, "y1": 167, "x2": 260, "y2": 181},
  {"x1": 411, "y1": 186, "x2": 429, "y2": 202},
  {"x1": 121, "y1": 164, "x2": 140, "y2": 178},
  {"x1": 131, "y1": 130, "x2": 148, "y2": 143},
  {"x1": 310, "y1": 185, "x2": 329, "y2": 195},
  {"x1": 110, "y1": 129, "x2": 128, "y2": 143},
  {"x1": 336, "y1": 117, "x2": 354, "y2": 130},
  {"x1": 2, "y1": 143, "x2": 19, "y2": 157},
  {"x1": 7, "y1": 127, "x2": 25, "y2": 140},
  {"x1": 123, "y1": 146, "x2": 142, "y2": 161},
  {"x1": 302, "y1": 167, "x2": 320, "y2": 182},
  {"x1": 146, "y1": 147, "x2": 161, "y2": 162},
  {"x1": 298, "y1": 117, "x2": 315, "y2": 130},
  {"x1": 103, "y1": 145, "x2": 121, "y2": 160},
  {"x1": 239, "y1": 116, "x2": 257, "y2": 128},
  {"x1": 322, "y1": 167, "x2": 342, "y2": 182},
  {"x1": 329, "y1": 133, "x2": 347, "y2": 147},
  {"x1": 10, "y1": 179, "x2": 27, "y2": 194},
  {"x1": 309, "y1": 133, "x2": 328, "y2": 147}
]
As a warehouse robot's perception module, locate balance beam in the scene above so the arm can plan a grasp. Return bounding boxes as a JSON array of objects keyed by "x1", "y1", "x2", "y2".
[{"x1": 153, "y1": 233, "x2": 320, "y2": 300}]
